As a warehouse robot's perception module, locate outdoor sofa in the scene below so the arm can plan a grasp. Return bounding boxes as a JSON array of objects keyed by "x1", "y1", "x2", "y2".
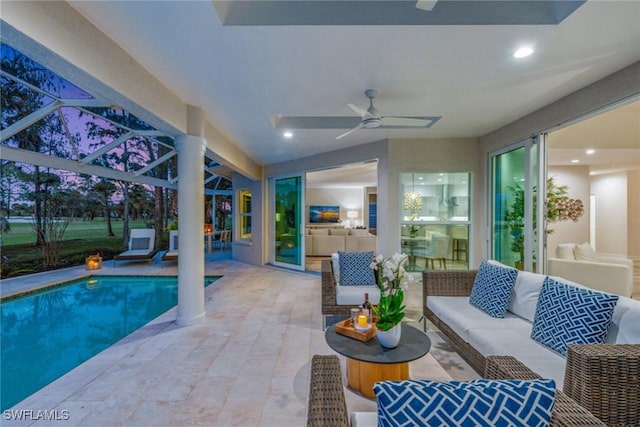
[{"x1": 423, "y1": 264, "x2": 640, "y2": 426}]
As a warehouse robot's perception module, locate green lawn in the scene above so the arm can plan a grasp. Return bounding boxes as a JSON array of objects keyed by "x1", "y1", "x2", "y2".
[
  {"x1": 1, "y1": 219, "x2": 148, "y2": 245},
  {"x1": 0, "y1": 219, "x2": 159, "y2": 278}
]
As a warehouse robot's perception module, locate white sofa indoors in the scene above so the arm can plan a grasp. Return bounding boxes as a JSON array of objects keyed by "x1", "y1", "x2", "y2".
[
  {"x1": 548, "y1": 242, "x2": 634, "y2": 297},
  {"x1": 305, "y1": 227, "x2": 376, "y2": 256}
]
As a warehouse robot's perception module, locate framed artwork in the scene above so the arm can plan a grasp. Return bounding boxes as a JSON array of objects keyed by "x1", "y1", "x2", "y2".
[{"x1": 309, "y1": 205, "x2": 340, "y2": 223}]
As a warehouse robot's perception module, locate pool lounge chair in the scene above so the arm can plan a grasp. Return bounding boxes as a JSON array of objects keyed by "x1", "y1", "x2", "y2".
[
  {"x1": 114, "y1": 228, "x2": 157, "y2": 267},
  {"x1": 161, "y1": 230, "x2": 179, "y2": 264}
]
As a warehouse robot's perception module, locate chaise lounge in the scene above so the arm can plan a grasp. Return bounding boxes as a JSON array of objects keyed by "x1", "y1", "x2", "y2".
[
  {"x1": 161, "y1": 230, "x2": 179, "y2": 264},
  {"x1": 114, "y1": 228, "x2": 158, "y2": 267}
]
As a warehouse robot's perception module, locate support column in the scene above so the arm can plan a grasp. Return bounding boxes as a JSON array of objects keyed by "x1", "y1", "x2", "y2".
[{"x1": 176, "y1": 133, "x2": 206, "y2": 326}]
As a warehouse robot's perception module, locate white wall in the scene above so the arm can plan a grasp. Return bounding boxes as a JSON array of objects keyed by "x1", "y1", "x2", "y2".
[
  {"x1": 591, "y1": 172, "x2": 628, "y2": 257},
  {"x1": 306, "y1": 188, "x2": 365, "y2": 226},
  {"x1": 628, "y1": 170, "x2": 640, "y2": 259},
  {"x1": 231, "y1": 172, "x2": 263, "y2": 264},
  {"x1": 547, "y1": 166, "x2": 591, "y2": 256}
]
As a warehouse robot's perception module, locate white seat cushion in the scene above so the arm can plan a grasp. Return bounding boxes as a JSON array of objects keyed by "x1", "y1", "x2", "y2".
[
  {"x1": 468, "y1": 328, "x2": 567, "y2": 389},
  {"x1": 427, "y1": 297, "x2": 528, "y2": 342},
  {"x1": 336, "y1": 284, "x2": 380, "y2": 305},
  {"x1": 350, "y1": 412, "x2": 377, "y2": 427}
]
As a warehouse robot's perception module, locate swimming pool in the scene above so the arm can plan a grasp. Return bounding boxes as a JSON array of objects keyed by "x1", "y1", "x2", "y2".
[{"x1": 0, "y1": 275, "x2": 219, "y2": 410}]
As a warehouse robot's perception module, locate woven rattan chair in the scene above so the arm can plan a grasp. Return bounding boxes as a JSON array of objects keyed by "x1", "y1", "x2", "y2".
[
  {"x1": 306, "y1": 353, "x2": 606, "y2": 426},
  {"x1": 321, "y1": 259, "x2": 352, "y2": 328}
]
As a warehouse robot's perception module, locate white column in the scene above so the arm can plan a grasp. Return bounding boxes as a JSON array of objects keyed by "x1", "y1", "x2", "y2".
[{"x1": 176, "y1": 134, "x2": 206, "y2": 326}]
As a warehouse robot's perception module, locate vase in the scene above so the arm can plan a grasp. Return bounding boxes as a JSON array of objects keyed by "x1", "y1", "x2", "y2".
[{"x1": 376, "y1": 323, "x2": 402, "y2": 348}]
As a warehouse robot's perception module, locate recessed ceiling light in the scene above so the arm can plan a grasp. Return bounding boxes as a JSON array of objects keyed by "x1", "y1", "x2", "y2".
[
  {"x1": 437, "y1": 178, "x2": 442, "y2": 182},
  {"x1": 418, "y1": 176, "x2": 424, "y2": 180},
  {"x1": 586, "y1": 149, "x2": 595, "y2": 155},
  {"x1": 513, "y1": 46, "x2": 534, "y2": 59},
  {"x1": 571, "y1": 159, "x2": 580, "y2": 163},
  {"x1": 283, "y1": 131, "x2": 293, "y2": 138}
]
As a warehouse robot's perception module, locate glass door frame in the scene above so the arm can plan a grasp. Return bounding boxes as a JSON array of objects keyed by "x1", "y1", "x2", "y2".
[
  {"x1": 488, "y1": 135, "x2": 546, "y2": 272},
  {"x1": 270, "y1": 172, "x2": 306, "y2": 271}
]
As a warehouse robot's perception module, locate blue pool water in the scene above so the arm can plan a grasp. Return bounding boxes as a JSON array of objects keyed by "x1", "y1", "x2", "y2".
[{"x1": 0, "y1": 275, "x2": 219, "y2": 410}]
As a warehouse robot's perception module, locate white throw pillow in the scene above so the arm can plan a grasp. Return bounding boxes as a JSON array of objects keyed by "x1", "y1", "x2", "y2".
[
  {"x1": 555, "y1": 243, "x2": 576, "y2": 260},
  {"x1": 507, "y1": 270, "x2": 546, "y2": 322},
  {"x1": 574, "y1": 242, "x2": 597, "y2": 260}
]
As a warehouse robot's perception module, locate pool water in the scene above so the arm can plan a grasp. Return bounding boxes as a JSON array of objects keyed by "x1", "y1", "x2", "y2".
[{"x1": 0, "y1": 275, "x2": 219, "y2": 410}]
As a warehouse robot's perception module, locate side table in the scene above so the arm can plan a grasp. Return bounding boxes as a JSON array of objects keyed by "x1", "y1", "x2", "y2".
[{"x1": 325, "y1": 323, "x2": 431, "y2": 398}]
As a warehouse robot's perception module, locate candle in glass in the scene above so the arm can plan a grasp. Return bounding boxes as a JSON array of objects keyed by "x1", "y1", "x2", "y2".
[{"x1": 357, "y1": 314, "x2": 368, "y2": 327}]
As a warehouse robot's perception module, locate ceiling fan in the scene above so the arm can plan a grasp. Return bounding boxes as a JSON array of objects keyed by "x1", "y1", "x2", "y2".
[{"x1": 336, "y1": 89, "x2": 437, "y2": 140}]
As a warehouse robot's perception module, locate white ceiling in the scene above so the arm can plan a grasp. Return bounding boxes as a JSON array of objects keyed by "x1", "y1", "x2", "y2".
[{"x1": 68, "y1": 1, "x2": 640, "y2": 166}]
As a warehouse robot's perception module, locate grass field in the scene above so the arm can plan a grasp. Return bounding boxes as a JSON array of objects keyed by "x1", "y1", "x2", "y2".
[
  {"x1": 0, "y1": 218, "x2": 157, "y2": 278},
  {"x1": 1, "y1": 219, "x2": 149, "y2": 245}
]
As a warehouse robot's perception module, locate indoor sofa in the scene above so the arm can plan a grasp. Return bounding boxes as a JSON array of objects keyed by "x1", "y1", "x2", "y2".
[
  {"x1": 547, "y1": 242, "x2": 634, "y2": 297},
  {"x1": 423, "y1": 265, "x2": 640, "y2": 426},
  {"x1": 306, "y1": 228, "x2": 376, "y2": 256}
]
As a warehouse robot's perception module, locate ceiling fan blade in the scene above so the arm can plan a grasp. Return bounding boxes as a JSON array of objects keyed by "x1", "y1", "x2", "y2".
[
  {"x1": 347, "y1": 103, "x2": 373, "y2": 119},
  {"x1": 336, "y1": 123, "x2": 364, "y2": 140},
  {"x1": 381, "y1": 116, "x2": 432, "y2": 127}
]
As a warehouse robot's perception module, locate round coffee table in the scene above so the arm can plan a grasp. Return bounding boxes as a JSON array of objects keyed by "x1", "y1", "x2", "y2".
[{"x1": 325, "y1": 323, "x2": 431, "y2": 398}]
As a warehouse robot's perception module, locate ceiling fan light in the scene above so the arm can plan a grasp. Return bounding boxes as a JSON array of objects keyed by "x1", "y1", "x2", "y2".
[{"x1": 362, "y1": 118, "x2": 381, "y2": 128}]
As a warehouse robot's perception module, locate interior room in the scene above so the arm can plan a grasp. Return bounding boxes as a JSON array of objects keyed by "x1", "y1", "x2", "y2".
[{"x1": 304, "y1": 162, "x2": 378, "y2": 272}]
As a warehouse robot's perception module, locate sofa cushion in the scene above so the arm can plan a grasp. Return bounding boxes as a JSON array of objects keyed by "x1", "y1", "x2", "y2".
[
  {"x1": 338, "y1": 251, "x2": 375, "y2": 286},
  {"x1": 468, "y1": 327, "x2": 567, "y2": 389},
  {"x1": 605, "y1": 295, "x2": 640, "y2": 344},
  {"x1": 336, "y1": 284, "x2": 380, "y2": 305},
  {"x1": 469, "y1": 260, "x2": 518, "y2": 318},
  {"x1": 531, "y1": 278, "x2": 619, "y2": 356},
  {"x1": 329, "y1": 228, "x2": 349, "y2": 236},
  {"x1": 555, "y1": 243, "x2": 576, "y2": 259},
  {"x1": 373, "y1": 379, "x2": 556, "y2": 427},
  {"x1": 309, "y1": 228, "x2": 329, "y2": 235},
  {"x1": 574, "y1": 242, "x2": 596, "y2": 260},
  {"x1": 349, "y1": 229, "x2": 370, "y2": 236},
  {"x1": 508, "y1": 270, "x2": 546, "y2": 322},
  {"x1": 428, "y1": 297, "x2": 530, "y2": 342},
  {"x1": 331, "y1": 252, "x2": 340, "y2": 284}
]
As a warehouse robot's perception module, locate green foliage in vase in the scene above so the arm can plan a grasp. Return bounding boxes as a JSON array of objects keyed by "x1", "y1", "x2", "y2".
[{"x1": 370, "y1": 253, "x2": 415, "y2": 331}]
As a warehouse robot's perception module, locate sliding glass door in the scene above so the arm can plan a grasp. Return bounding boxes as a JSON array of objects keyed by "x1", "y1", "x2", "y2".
[
  {"x1": 490, "y1": 136, "x2": 546, "y2": 271},
  {"x1": 272, "y1": 174, "x2": 305, "y2": 270}
]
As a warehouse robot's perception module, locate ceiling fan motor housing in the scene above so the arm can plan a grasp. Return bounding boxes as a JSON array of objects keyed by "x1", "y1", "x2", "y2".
[{"x1": 362, "y1": 118, "x2": 382, "y2": 128}]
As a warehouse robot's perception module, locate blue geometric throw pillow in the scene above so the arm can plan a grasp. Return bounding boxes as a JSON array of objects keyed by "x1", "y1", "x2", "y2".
[
  {"x1": 374, "y1": 379, "x2": 556, "y2": 427},
  {"x1": 338, "y1": 251, "x2": 375, "y2": 286},
  {"x1": 531, "y1": 277, "x2": 619, "y2": 356},
  {"x1": 469, "y1": 260, "x2": 518, "y2": 318}
]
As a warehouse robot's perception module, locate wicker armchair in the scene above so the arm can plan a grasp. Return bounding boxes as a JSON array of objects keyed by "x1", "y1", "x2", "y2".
[
  {"x1": 321, "y1": 259, "x2": 352, "y2": 327},
  {"x1": 306, "y1": 354, "x2": 606, "y2": 427},
  {"x1": 423, "y1": 269, "x2": 640, "y2": 427}
]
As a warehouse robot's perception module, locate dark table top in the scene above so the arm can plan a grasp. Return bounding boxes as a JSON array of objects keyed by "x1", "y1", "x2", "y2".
[{"x1": 325, "y1": 323, "x2": 431, "y2": 364}]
